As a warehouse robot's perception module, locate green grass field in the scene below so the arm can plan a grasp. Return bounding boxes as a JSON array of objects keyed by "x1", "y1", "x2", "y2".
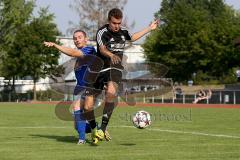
[{"x1": 0, "y1": 102, "x2": 240, "y2": 160}]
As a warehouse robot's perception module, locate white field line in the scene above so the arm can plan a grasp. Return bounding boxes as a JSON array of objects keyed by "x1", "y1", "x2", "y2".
[
  {"x1": 116, "y1": 125, "x2": 240, "y2": 139},
  {"x1": 0, "y1": 125, "x2": 240, "y2": 139}
]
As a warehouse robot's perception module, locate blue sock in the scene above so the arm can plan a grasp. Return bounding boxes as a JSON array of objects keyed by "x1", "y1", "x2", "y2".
[{"x1": 74, "y1": 110, "x2": 86, "y2": 140}]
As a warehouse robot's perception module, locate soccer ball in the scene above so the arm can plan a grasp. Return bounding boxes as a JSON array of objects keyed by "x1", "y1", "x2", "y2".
[{"x1": 132, "y1": 110, "x2": 151, "y2": 129}]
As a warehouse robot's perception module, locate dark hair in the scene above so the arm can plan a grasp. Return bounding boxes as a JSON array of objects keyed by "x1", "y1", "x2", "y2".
[
  {"x1": 108, "y1": 8, "x2": 123, "y2": 21},
  {"x1": 73, "y1": 30, "x2": 87, "y2": 37}
]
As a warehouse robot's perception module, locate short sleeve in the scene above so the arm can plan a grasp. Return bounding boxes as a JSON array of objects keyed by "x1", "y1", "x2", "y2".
[
  {"x1": 96, "y1": 28, "x2": 108, "y2": 46},
  {"x1": 123, "y1": 30, "x2": 132, "y2": 41},
  {"x1": 81, "y1": 46, "x2": 96, "y2": 55},
  {"x1": 121, "y1": 26, "x2": 132, "y2": 41}
]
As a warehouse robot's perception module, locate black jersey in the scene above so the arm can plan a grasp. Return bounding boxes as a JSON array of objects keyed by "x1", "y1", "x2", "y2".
[{"x1": 96, "y1": 24, "x2": 132, "y2": 69}]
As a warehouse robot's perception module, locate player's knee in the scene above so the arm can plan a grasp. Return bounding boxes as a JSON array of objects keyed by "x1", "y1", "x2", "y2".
[
  {"x1": 73, "y1": 105, "x2": 80, "y2": 111},
  {"x1": 71, "y1": 102, "x2": 81, "y2": 111},
  {"x1": 106, "y1": 90, "x2": 117, "y2": 101},
  {"x1": 83, "y1": 105, "x2": 93, "y2": 111}
]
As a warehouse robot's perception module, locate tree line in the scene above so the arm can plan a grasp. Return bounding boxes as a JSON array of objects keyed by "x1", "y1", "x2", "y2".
[
  {"x1": 0, "y1": 0, "x2": 60, "y2": 100},
  {"x1": 143, "y1": 0, "x2": 240, "y2": 84}
]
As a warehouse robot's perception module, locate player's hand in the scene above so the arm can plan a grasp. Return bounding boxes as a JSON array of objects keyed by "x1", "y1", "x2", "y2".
[
  {"x1": 43, "y1": 41, "x2": 55, "y2": 47},
  {"x1": 110, "y1": 54, "x2": 121, "y2": 64},
  {"x1": 149, "y1": 19, "x2": 160, "y2": 31}
]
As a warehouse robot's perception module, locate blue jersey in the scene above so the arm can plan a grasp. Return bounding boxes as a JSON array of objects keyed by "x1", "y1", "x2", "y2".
[{"x1": 74, "y1": 46, "x2": 96, "y2": 86}]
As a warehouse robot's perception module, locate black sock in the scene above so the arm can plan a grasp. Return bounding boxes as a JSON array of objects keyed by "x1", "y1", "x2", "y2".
[
  {"x1": 101, "y1": 102, "x2": 115, "y2": 132},
  {"x1": 83, "y1": 109, "x2": 96, "y2": 129},
  {"x1": 89, "y1": 119, "x2": 97, "y2": 129},
  {"x1": 101, "y1": 115, "x2": 111, "y2": 132}
]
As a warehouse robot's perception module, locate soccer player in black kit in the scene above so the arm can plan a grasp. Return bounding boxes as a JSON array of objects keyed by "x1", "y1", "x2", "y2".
[{"x1": 95, "y1": 8, "x2": 159, "y2": 141}]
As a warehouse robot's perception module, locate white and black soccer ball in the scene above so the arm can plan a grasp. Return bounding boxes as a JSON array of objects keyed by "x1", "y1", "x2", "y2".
[{"x1": 132, "y1": 110, "x2": 151, "y2": 129}]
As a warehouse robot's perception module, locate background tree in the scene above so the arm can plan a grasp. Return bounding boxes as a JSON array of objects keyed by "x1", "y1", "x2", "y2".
[
  {"x1": 0, "y1": 0, "x2": 61, "y2": 101},
  {"x1": 0, "y1": 0, "x2": 33, "y2": 50},
  {"x1": 0, "y1": 0, "x2": 34, "y2": 100},
  {"x1": 67, "y1": 0, "x2": 134, "y2": 39},
  {"x1": 13, "y1": 8, "x2": 60, "y2": 100},
  {"x1": 143, "y1": 0, "x2": 240, "y2": 84}
]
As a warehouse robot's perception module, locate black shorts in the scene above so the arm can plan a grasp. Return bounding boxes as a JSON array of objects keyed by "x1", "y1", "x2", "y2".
[
  {"x1": 93, "y1": 68, "x2": 123, "y2": 90},
  {"x1": 73, "y1": 83, "x2": 98, "y2": 97}
]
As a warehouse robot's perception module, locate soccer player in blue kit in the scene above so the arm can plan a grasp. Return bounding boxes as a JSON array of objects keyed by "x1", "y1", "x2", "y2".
[{"x1": 44, "y1": 30, "x2": 104, "y2": 144}]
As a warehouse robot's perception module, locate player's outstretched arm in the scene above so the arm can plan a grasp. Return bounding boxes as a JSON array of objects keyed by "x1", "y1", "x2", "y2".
[
  {"x1": 43, "y1": 42, "x2": 84, "y2": 57},
  {"x1": 131, "y1": 20, "x2": 159, "y2": 42}
]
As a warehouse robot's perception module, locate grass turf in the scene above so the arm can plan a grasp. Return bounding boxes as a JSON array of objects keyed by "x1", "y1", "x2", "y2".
[{"x1": 0, "y1": 102, "x2": 240, "y2": 160}]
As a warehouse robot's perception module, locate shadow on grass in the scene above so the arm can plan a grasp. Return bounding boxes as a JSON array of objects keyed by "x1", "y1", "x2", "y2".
[
  {"x1": 30, "y1": 134, "x2": 78, "y2": 143},
  {"x1": 30, "y1": 134, "x2": 131, "y2": 147},
  {"x1": 30, "y1": 134, "x2": 91, "y2": 145}
]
